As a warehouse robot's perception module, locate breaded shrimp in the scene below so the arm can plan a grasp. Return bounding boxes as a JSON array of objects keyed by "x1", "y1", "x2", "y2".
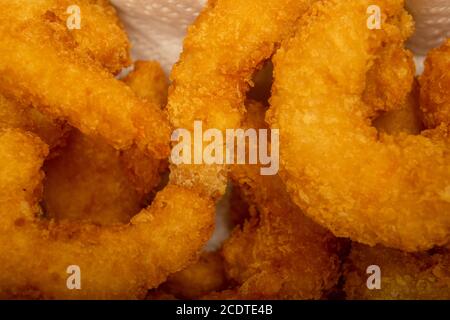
[{"x1": 267, "y1": 0, "x2": 450, "y2": 251}]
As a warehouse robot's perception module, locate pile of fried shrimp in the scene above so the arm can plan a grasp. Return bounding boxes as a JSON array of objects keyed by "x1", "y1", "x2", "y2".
[{"x1": 0, "y1": 0, "x2": 448, "y2": 300}]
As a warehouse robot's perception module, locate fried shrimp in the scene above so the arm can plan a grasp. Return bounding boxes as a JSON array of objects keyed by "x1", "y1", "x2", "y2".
[
  {"x1": 363, "y1": 44, "x2": 415, "y2": 116},
  {"x1": 346, "y1": 85, "x2": 449, "y2": 300},
  {"x1": 420, "y1": 39, "x2": 450, "y2": 129},
  {"x1": 344, "y1": 243, "x2": 450, "y2": 299},
  {"x1": 5, "y1": 0, "x2": 131, "y2": 74},
  {"x1": 151, "y1": 252, "x2": 228, "y2": 300},
  {"x1": 0, "y1": 3, "x2": 170, "y2": 160},
  {"x1": 220, "y1": 175, "x2": 343, "y2": 299},
  {"x1": 374, "y1": 80, "x2": 424, "y2": 135},
  {"x1": 43, "y1": 129, "x2": 144, "y2": 225},
  {"x1": 120, "y1": 61, "x2": 169, "y2": 195},
  {"x1": 0, "y1": 94, "x2": 69, "y2": 153},
  {"x1": 218, "y1": 102, "x2": 343, "y2": 299},
  {"x1": 0, "y1": 129, "x2": 214, "y2": 299},
  {"x1": 152, "y1": 101, "x2": 343, "y2": 300},
  {"x1": 267, "y1": 0, "x2": 450, "y2": 251},
  {"x1": 43, "y1": 60, "x2": 169, "y2": 225},
  {"x1": 167, "y1": 0, "x2": 317, "y2": 197},
  {"x1": 123, "y1": 61, "x2": 169, "y2": 107}
]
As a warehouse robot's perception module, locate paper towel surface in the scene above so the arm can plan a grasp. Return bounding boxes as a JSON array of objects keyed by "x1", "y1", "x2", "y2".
[
  {"x1": 406, "y1": 0, "x2": 450, "y2": 55},
  {"x1": 111, "y1": 0, "x2": 206, "y2": 73}
]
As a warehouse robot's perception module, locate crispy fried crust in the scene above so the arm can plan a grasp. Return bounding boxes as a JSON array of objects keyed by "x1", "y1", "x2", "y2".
[
  {"x1": 152, "y1": 101, "x2": 343, "y2": 300},
  {"x1": 123, "y1": 61, "x2": 169, "y2": 107},
  {"x1": 0, "y1": 5, "x2": 170, "y2": 159},
  {"x1": 268, "y1": 0, "x2": 450, "y2": 251},
  {"x1": 43, "y1": 130, "x2": 144, "y2": 225},
  {"x1": 43, "y1": 61, "x2": 169, "y2": 225},
  {"x1": 0, "y1": 94, "x2": 69, "y2": 152},
  {"x1": 152, "y1": 252, "x2": 228, "y2": 300},
  {"x1": 420, "y1": 39, "x2": 450, "y2": 129},
  {"x1": 167, "y1": 0, "x2": 317, "y2": 197},
  {"x1": 3, "y1": 0, "x2": 131, "y2": 74},
  {"x1": 219, "y1": 102, "x2": 343, "y2": 299},
  {"x1": 363, "y1": 45, "x2": 415, "y2": 116},
  {"x1": 374, "y1": 80, "x2": 424, "y2": 135},
  {"x1": 0, "y1": 129, "x2": 214, "y2": 299},
  {"x1": 344, "y1": 243, "x2": 450, "y2": 299}
]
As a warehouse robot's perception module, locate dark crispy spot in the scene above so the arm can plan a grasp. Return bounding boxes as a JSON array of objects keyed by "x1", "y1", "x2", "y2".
[
  {"x1": 43, "y1": 11, "x2": 59, "y2": 23},
  {"x1": 14, "y1": 218, "x2": 26, "y2": 227},
  {"x1": 50, "y1": 272, "x2": 60, "y2": 283}
]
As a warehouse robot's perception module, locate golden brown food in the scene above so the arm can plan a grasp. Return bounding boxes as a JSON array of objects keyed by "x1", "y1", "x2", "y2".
[
  {"x1": 0, "y1": 1, "x2": 220, "y2": 298},
  {"x1": 374, "y1": 80, "x2": 424, "y2": 135},
  {"x1": 120, "y1": 61, "x2": 170, "y2": 195},
  {"x1": 152, "y1": 101, "x2": 343, "y2": 300},
  {"x1": 0, "y1": 3, "x2": 170, "y2": 160},
  {"x1": 0, "y1": 0, "x2": 131, "y2": 156},
  {"x1": 1, "y1": 0, "x2": 448, "y2": 302},
  {"x1": 344, "y1": 243, "x2": 450, "y2": 299},
  {"x1": 0, "y1": 94, "x2": 69, "y2": 152},
  {"x1": 220, "y1": 102, "x2": 343, "y2": 299},
  {"x1": 267, "y1": 0, "x2": 450, "y2": 251},
  {"x1": 363, "y1": 44, "x2": 415, "y2": 116},
  {"x1": 420, "y1": 39, "x2": 450, "y2": 129},
  {"x1": 153, "y1": 252, "x2": 228, "y2": 300},
  {"x1": 0, "y1": 129, "x2": 214, "y2": 299},
  {"x1": 6, "y1": 0, "x2": 131, "y2": 74},
  {"x1": 123, "y1": 61, "x2": 169, "y2": 107},
  {"x1": 43, "y1": 129, "x2": 144, "y2": 225},
  {"x1": 167, "y1": 0, "x2": 318, "y2": 197},
  {"x1": 0, "y1": 1, "x2": 223, "y2": 299},
  {"x1": 219, "y1": 181, "x2": 343, "y2": 299},
  {"x1": 43, "y1": 61, "x2": 169, "y2": 225},
  {"x1": 345, "y1": 67, "x2": 442, "y2": 300},
  {"x1": 119, "y1": 147, "x2": 167, "y2": 197}
]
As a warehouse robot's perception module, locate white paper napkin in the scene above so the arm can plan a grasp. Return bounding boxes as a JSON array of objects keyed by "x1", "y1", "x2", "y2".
[
  {"x1": 111, "y1": 0, "x2": 206, "y2": 73},
  {"x1": 406, "y1": 0, "x2": 450, "y2": 55}
]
